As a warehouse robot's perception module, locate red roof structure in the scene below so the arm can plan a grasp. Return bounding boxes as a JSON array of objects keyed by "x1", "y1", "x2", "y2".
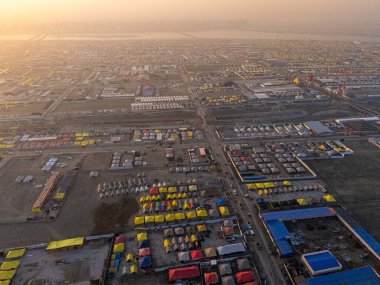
[
  {"x1": 190, "y1": 250, "x2": 204, "y2": 260},
  {"x1": 168, "y1": 266, "x2": 200, "y2": 282},
  {"x1": 149, "y1": 187, "x2": 159, "y2": 195},
  {"x1": 138, "y1": 247, "x2": 151, "y2": 257},
  {"x1": 236, "y1": 271, "x2": 255, "y2": 283},
  {"x1": 204, "y1": 272, "x2": 219, "y2": 284}
]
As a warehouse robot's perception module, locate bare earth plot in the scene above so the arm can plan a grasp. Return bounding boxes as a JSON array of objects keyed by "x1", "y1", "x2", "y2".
[{"x1": 309, "y1": 140, "x2": 380, "y2": 238}]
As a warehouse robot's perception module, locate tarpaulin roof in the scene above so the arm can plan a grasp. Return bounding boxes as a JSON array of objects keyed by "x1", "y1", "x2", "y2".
[
  {"x1": 138, "y1": 247, "x2": 151, "y2": 257},
  {"x1": 0, "y1": 270, "x2": 16, "y2": 281},
  {"x1": 237, "y1": 258, "x2": 251, "y2": 271},
  {"x1": 188, "y1": 185, "x2": 198, "y2": 191},
  {"x1": 164, "y1": 239, "x2": 172, "y2": 247},
  {"x1": 168, "y1": 266, "x2": 200, "y2": 282},
  {"x1": 139, "y1": 255, "x2": 152, "y2": 268},
  {"x1": 236, "y1": 271, "x2": 255, "y2": 283},
  {"x1": 130, "y1": 264, "x2": 138, "y2": 273},
  {"x1": 221, "y1": 276, "x2": 236, "y2": 285},
  {"x1": 323, "y1": 194, "x2": 337, "y2": 203},
  {"x1": 219, "y1": 263, "x2": 232, "y2": 276},
  {"x1": 262, "y1": 207, "x2": 335, "y2": 222},
  {"x1": 216, "y1": 199, "x2": 227, "y2": 207},
  {"x1": 134, "y1": 216, "x2": 145, "y2": 225},
  {"x1": 0, "y1": 280, "x2": 10, "y2": 285},
  {"x1": 149, "y1": 187, "x2": 159, "y2": 195},
  {"x1": 159, "y1": 187, "x2": 168, "y2": 193},
  {"x1": 145, "y1": 216, "x2": 155, "y2": 223},
  {"x1": 175, "y1": 212, "x2": 185, "y2": 220},
  {"x1": 126, "y1": 253, "x2": 134, "y2": 262},
  {"x1": 114, "y1": 236, "x2": 125, "y2": 244},
  {"x1": 168, "y1": 186, "x2": 177, "y2": 193},
  {"x1": 304, "y1": 266, "x2": 380, "y2": 285},
  {"x1": 165, "y1": 213, "x2": 176, "y2": 222},
  {"x1": 217, "y1": 243, "x2": 246, "y2": 256},
  {"x1": 204, "y1": 272, "x2": 219, "y2": 284},
  {"x1": 302, "y1": 250, "x2": 341, "y2": 275},
  {"x1": 46, "y1": 237, "x2": 84, "y2": 250},
  {"x1": 178, "y1": 251, "x2": 191, "y2": 262},
  {"x1": 204, "y1": 247, "x2": 217, "y2": 258},
  {"x1": 197, "y1": 224, "x2": 207, "y2": 232},
  {"x1": 0, "y1": 261, "x2": 19, "y2": 271},
  {"x1": 113, "y1": 243, "x2": 125, "y2": 253},
  {"x1": 190, "y1": 250, "x2": 204, "y2": 260},
  {"x1": 5, "y1": 248, "x2": 25, "y2": 259},
  {"x1": 138, "y1": 240, "x2": 150, "y2": 249},
  {"x1": 137, "y1": 232, "x2": 148, "y2": 241}
]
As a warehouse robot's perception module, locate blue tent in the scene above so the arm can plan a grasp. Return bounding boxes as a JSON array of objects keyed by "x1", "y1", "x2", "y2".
[
  {"x1": 139, "y1": 255, "x2": 153, "y2": 268},
  {"x1": 216, "y1": 199, "x2": 227, "y2": 207},
  {"x1": 138, "y1": 240, "x2": 150, "y2": 249}
]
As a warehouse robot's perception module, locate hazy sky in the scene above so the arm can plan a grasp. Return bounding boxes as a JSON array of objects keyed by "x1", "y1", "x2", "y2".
[{"x1": 0, "y1": 0, "x2": 379, "y2": 25}]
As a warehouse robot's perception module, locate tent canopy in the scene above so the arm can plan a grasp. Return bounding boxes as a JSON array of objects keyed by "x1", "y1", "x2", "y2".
[
  {"x1": 187, "y1": 211, "x2": 197, "y2": 219},
  {"x1": 175, "y1": 212, "x2": 185, "y2": 220},
  {"x1": 5, "y1": 248, "x2": 25, "y2": 259},
  {"x1": 196, "y1": 209, "x2": 208, "y2": 217},
  {"x1": 236, "y1": 271, "x2": 255, "y2": 283},
  {"x1": 46, "y1": 237, "x2": 84, "y2": 250},
  {"x1": 113, "y1": 243, "x2": 125, "y2": 253},
  {"x1": 145, "y1": 216, "x2": 155, "y2": 223},
  {"x1": 190, "y1": 250, "x2": 204, "y2": 260},
  {"x1": 134, "y1": 216, "x2": 145, "y2": 225},
  {"x1": 237, "y1": 258, "x2": 251, "y2": 271},
  {"x1": 138, "y1": 247, "x2": 151, "y2": 257},
  {"x1": 130, "y1": 265, "x2": 138, "y2": 273},
  {"x1": 204, "y1": 272, "x2": 219, "y2": 284},
  {"x1": 155, "y1": 215, "x2": 165, "y2": 223},
  {"x1": 178, "y1": 251, "x2": 191, "y2": 262},
  {"x1": 139, "y1": 255, "x2": 153, "y2": 268},
  {"x1": 219, "y1": 206, "x2": 230, "y2": 216},
  {"x1": 204, "y1": 247, "x2": 217, "y2": 258},
  {"x1": 0, "y1": 270, "x2": 16, "y2": 281},
  {"x1": 168, "y1": 266, "x2": 200, "y2": 282},
  {"x1": 219, "y1": 263, "x2": 232, "y2": 276},
  {"x1": 197, "y1": 224, "x2": 207, "y2": 232},
  {"x1": 137, "y1": 232, "x2": 148, "y2": 241},
  {"x1": 138, "y1": 240, "x2": 149, "y2": 249},
  {"x1": 0, "y1": 261, "x2": 20, "y2": 271},
  {"x1": 165, "y1": 213, "x2": 175, "y2": 222}
]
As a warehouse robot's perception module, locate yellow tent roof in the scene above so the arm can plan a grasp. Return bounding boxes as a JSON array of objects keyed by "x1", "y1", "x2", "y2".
[
  {"x1": 246, "y1": 183, "x2": 256, "y2": 190},
  {"x1": 172, "y1": 200, "x2": 178, "y2": 206},
  {"x1": 142, "y1": 203, "x2": 148, "y2": 209},
  {"x1": 186, "y1": 211, "x2": 197, "y2": 219},
  {"x1": 113, "y1": 243, "x2": 125, "y2": 253},
  {"x1": 139, "y1": 196, "x2": 146, "y2": 203},
  {"x1": 0, "y1": 280, "x2": 10, "y2": 285},
  {"x1": 155, "y1": 215, "x2": 165, "y2": 223},
  {"x1": 297, "y1": 198, "x2": 308, "y2": 206},
  {"x1": 197, "y1": 224, "x2": 207, "y2": 232},
  {"x1": 130, "y1": 265, "x2": 138, "y2": 273},
  {"x1": 146, "y1": 195, "x2": 152, "y2": 201},
  {"x1": 137, "y1": 232, "x2": 148, "y2": 241},
  {"x1": 183, "y1": 203, "x2": 190, "y2": 210},
  {"x1": 134, "y1": 216, "x2": 145, "y2": 225},
  {"x1": 166, "y1": 194, "x2": 172, "y2": 200},
  {"x1": 258, "y1": 190, "x2": 263, "y2": 196},
  {"x1": 46, "y1": 237, "x2": 84, "y2": 250},
  {"x1": 126, "y1": 253, "x2": 134, "y2": 262},
  {"x1": 159, "y1": 187, "x2": 168, "y2": 193},
  {"x1": 324, "y1": 194, "x2": 337, "y2": 202},
  {"x1": 163, "y1": 239, "x2": 172, "y2": 247},
  {"x1": 219, "y1": 206, "x2": 230, "y2": 216},
  {"x1": 190, "y1": 234, "x2": 198, "y2": 242},
  {"x1": 145, "y1": 216, "x2": 155, "y2": 223},
  {"x1": 0, "y1": 261, "x2": 19, "y2": 271},
  {"x1": 168, "y1": 187, "x2": 177, "y2": 193},
  {"x1": 5, "y1": 248, "x2": 25, "y2": 259},
  {"x1": 180, "y1": 193, "x2": 187, "y2": 198},
  {"x1": 175, "y1": 212, "x2": 185, "y2": 220},
  {"x1": 165, "y1": 213, "x2": 176, "y2": 222},
  {"x1": 188, "y1": 185, "x2": 198, "y2": 191},
  {"x1": 0, "y1": 270, "x2": 16, "y2": 281},
  {"x1": 255, "y1": 183, "x2": 265, "y2": 189},
  {"x1": 264, "y1": 182, "x2": 275, "y2": 188},
  {"x1": 196, "y1": 209, "x2": 208, "y2": 217},
  {"x1": 283, "y1": 181, "x2": 292, "y2": 186}
]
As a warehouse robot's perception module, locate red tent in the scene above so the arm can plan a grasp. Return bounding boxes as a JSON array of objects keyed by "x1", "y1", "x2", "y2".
[
  {"x1": 114, "y1": 235, "x2": 125, "y2": 244},
  {"x1": 168, "y1": 266, "x2": 200, "y2": 282},
  {"x1": 242, "y1": 282, "x2": 257, "y2": 285},
  {"x1": 190, "y1": 250, "x2": 204, "y2": 260},
  {"x1": 149, "y1": 187, "x2": 159, "y2": 195},
  {"x1": 236, "y1": 271, "x2": 255, "y2": 283},
  {"x1": 138, "y1": 247, "x2": 151, "y2": 257},
  {"x1": 204, "y1": 272, "x2": 219, "y2": 284}
]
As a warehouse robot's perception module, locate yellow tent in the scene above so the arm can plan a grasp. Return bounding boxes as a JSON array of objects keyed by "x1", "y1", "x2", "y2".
[
  {"x1": 197, "y1": 224, "x2": 207, "y2": 232},
  {"x1": 0, "y1": 261, "x2": 19, "y2": 271},
  {"x1": 146, "y1": 195, "x2": 152, "y2": 202},
  {"x1": 293, "y1": 77, "x2": 300, "y2": 85},
  {"x1": 5, "y1": 248, "x2": 25, "y2": 259},
  {"x1": 126, "y1": 253, "x2": 134, "y2": 262},
  {"x1": 324, "y1": 194, "x2": 337, "y2": 203},
  {"x1": 145, "y1": 216, "x2": 155, "y2": 223},
  {"x1": 113, "y1": 243, "x2": 124, "y2": 253},
  {"x1": 139, "y1": 196, "x2": 146, "y2": 203},
  {"x1": 46, "y1": 237, "x2": 84, "y2": 250},
  {"x1": 186, "y1": 211, "x2": 197, "y2": 219},
  {"x1": 130, "y1": 265, "x2": 138, "y2": 274},
  {"x1": 180, "y1": 193, "x2": 187, "y2": 198},
  {"x1": 0, "y1": 280, "x2": 10, "y2": 285},
  {"x1": 263, "y1": 189, "x2": 268, "y2": 195},
  {"x1": 264, "y1": 182, "x2": 275, "y2": 188},
  {"x1": 175, "y1": 212, "x2": 185, "y2": 220},
  {"x1": 297, "y1": 198, "x2": 308, "y2": 206},
  {"x1": 168, "y1": 187, "x2": 177, "y2": 193},
  {"x1": 188, "y1": 185, "x2": 198, "y2": 191},
  {"x1": 165, "y1": 213, "x2": 175, "y2": 222},
  {"x1": 172, "y1": 200, "x2": 178, "y2": 207},
  {"x1": 134, "y1": 216, "x2": 145, "y2": 226},
  {"x1": 137, "y1": 232, "x2": 148, "y2": 241},
  {"x1": 159, "y1": 187, "x2": 168, "y2": 193},
  {"x1": 163, "y1": 239, "x2": 172, "y2": 247},
  {"x1": 0, "y1": 270, "x2": 15, "y2": 281},
  {"x1": 258, "y1": 190, "x2": 263, "y2": 196},
  {"x1": 183, "y1": 203, "x2": 190, "y2": 210},
  {"x1": 190, "y1": 234, "x2": 198, "y2": 242},
  {"x1": 219, "y1": 206, "x2": 230, "y2": 216},
  {"x1": 255, "y1": 183, "x2": 265, "y2": 189},
  {"x1": 246, "y1": 183, "x2": 256, "y2": 190},
  {"x1": 155, "y1": 215, "x2": 165, "y2": 223},
  {"x1": 196, "y1": 209, "x2": 208, "y2": 217},
  {"x1": 166, "y1": 194, "x2": 172, "y2": 200},
  {"x1": 142, "y1": 203, "x2": 148, "y2": 209},
  {"x1": 283, "y1": 181, "x2": 292, "y2": 186},
  {"x1": 171, "y1": 193, "x2": 178, "y2": 199}
]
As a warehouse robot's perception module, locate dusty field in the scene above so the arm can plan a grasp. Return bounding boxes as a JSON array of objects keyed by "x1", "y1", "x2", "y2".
[
  {"x1": 309, "y1": 140, "x2": 380, "y2": 238},
  {"x1": 92, "y1": 195, "x2": 139, "y2": 234},
  {"x1": 0, "y1": 102, "x2": 48, "y2": 116},
  {"x1": 56, "y1": 98, "x2": 132, "y2": 112}
]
